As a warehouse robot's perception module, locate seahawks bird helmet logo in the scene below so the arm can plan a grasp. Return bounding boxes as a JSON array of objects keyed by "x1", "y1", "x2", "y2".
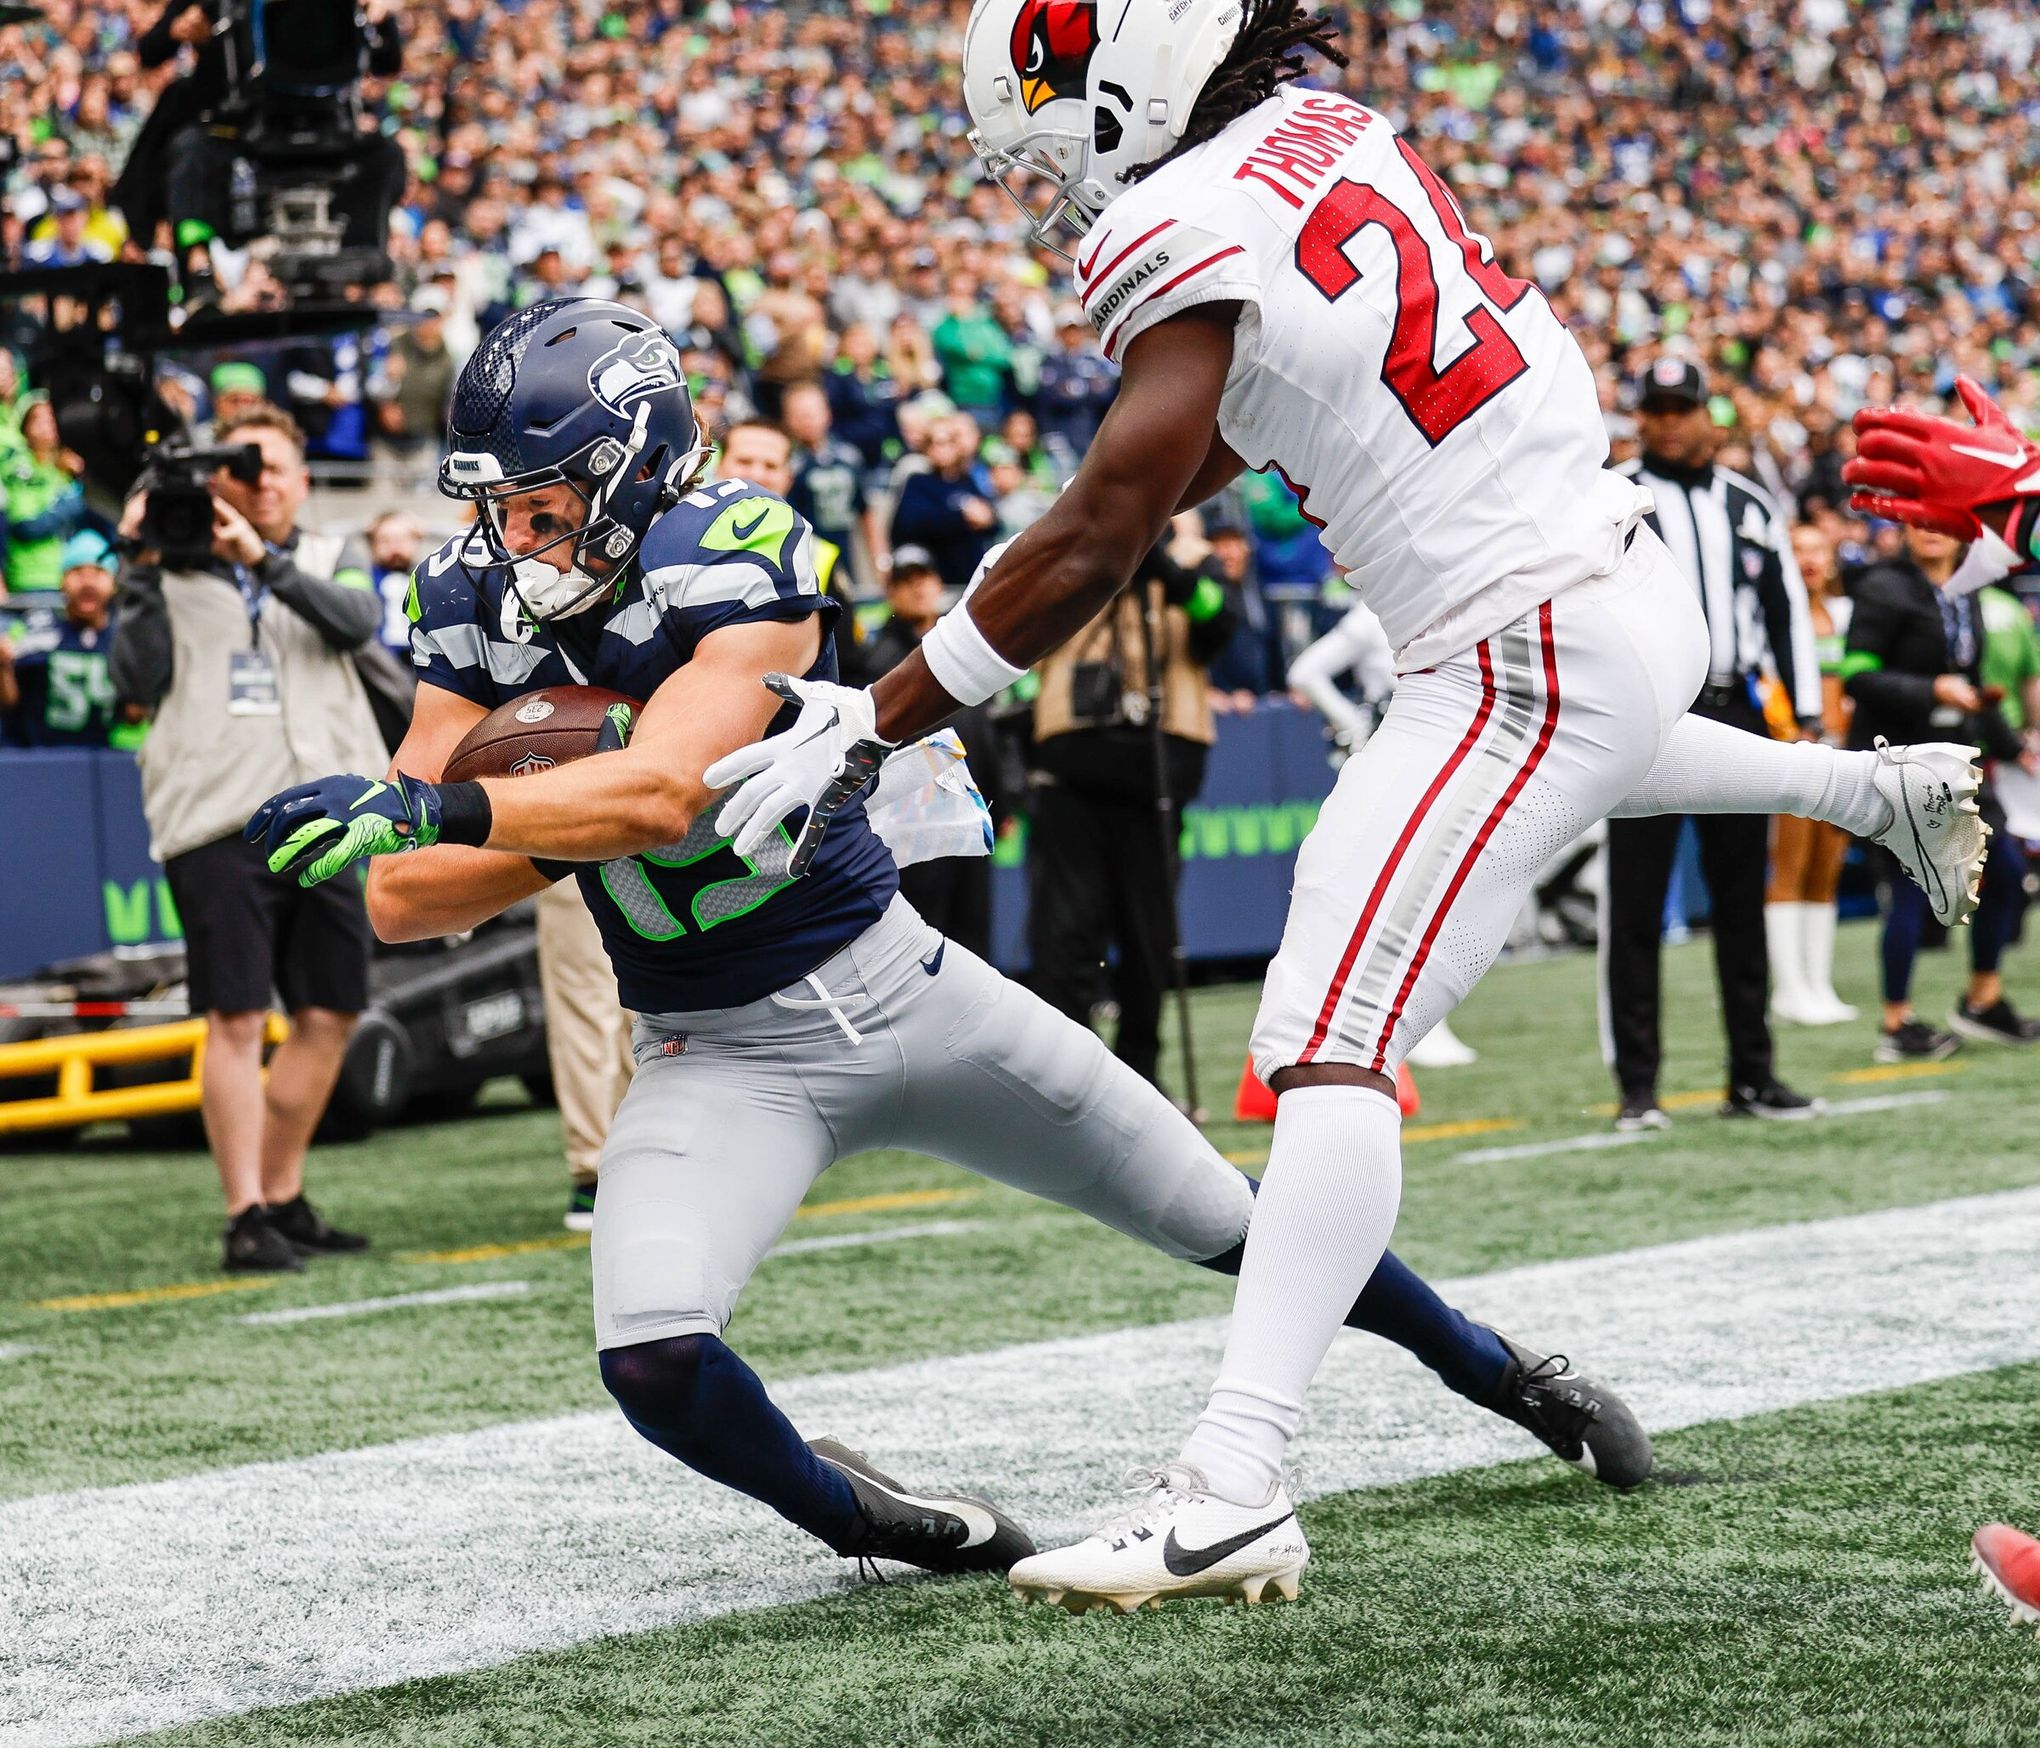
[
  {"x1": 1010, "y1": 0, "x2": 1097, "y2": 112},
  {"x1": 587, "y1": 330, "x2": 686, "y2": 418}
]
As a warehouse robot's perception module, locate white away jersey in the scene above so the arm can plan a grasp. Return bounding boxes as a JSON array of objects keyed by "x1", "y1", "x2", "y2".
[{"x1": 1073, "y1": 87, "x2": 1651, "y2": 666}]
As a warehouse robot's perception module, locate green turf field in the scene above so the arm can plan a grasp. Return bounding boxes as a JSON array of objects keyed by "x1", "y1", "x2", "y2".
[{"x1": 4, "y1": 923, "x2": 2038, "y2": 1748}]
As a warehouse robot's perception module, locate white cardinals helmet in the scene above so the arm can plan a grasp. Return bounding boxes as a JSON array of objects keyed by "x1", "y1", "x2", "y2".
[{"x1": 962, "y1": 0, "x2": 1247, "y2": 253}]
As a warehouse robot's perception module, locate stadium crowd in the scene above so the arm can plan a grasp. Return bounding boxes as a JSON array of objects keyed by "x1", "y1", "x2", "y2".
[
  {"x1": 1, "y1": 0, "x2": 2037, "y2": 1110},
  {"x1": 0, "y1": 0, "x2": 2032, "y2": 645}
]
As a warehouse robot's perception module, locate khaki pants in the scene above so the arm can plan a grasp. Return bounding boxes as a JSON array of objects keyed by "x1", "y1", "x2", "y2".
[{"x1": 535, "y1": 881, "x2": 634, "y2": 1183}]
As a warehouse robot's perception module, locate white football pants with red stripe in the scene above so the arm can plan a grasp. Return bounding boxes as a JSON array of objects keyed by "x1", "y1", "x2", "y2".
[{"x1": 1254, "y1": 527, "x2": 1744, "y2": 1082}]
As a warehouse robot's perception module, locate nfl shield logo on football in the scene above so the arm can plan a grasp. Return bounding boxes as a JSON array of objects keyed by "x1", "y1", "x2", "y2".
[{"x1": 508, "y1": 754, "x2": 557, "y2": 777}]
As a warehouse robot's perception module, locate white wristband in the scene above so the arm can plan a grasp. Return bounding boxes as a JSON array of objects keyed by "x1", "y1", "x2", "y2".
[{"x1": 920, "y1": 603, "x2": 1029, "y2": 708}]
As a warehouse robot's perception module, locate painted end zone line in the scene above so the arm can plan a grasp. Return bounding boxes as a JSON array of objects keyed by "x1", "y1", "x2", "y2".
[
  {"x1": 5, "y1": 1183, "x2": 2038, "y2": 1748},
  {"x1": 229, "y1": 1225, "x2": 986, "y2": 1329},
  {"x1": 238, "y1": 1283, "x2": 537, "y2": 1326},
  {"x1": 1454, "y1": 1089, "x2": 1950, "y2": 1165}
]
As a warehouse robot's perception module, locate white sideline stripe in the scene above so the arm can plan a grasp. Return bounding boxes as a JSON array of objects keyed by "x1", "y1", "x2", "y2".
[
  {"x1": 229, "y1": 1227, "x2": 979, "y2": 1327},
  {"x1": 237, "y1": 1283, "x2": 537, "y2": 1326},
  {"x1": 5, "y1": 1185, "x2": 2039, "y2": 1748},
  {"x1": 1453, "y1": 1089, "x2": 1950, "y2": 1164},
  {"x1": 770, "y1": 1219, "x2": 983, "y2": 1257}
]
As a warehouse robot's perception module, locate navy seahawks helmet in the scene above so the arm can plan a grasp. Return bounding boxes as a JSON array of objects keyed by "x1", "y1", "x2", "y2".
[{"x1": 440, "y1": 299, "x2": 713, "y2": 621}]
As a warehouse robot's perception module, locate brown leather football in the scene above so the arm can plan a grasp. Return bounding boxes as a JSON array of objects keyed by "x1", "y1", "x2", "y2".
[{"x1": 441, "y1": 686, "x2": 642, "y2": 782}]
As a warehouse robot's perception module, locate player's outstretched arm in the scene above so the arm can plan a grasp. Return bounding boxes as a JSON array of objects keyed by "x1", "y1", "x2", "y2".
[
  {"x1": 365, "y1": 681, "x2": 555, "y2": 943},
  {"x1": 702, "y1": 309, "x2": 1242, "y2": 872},
  {"x1": 869, "y1": 306, "x2": 1240, "y2": 744},
  {"x1": 466, "y1": 617, "x2": 820, "y2": 859},
  {"x1": 250, "y1": 618, "x2": 822, "y2": 894}
]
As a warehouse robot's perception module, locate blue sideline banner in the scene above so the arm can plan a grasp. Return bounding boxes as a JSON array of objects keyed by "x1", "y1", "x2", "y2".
[
  {"x1": 0, "y1": 708, "x2": 1348, "y2": 981},
  {"x1": 987, "y1": 702, "x2": 1340, "y2": 973}
]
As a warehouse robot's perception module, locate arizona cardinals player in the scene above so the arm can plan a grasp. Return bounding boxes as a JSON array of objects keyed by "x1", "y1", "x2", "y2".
[{"x1": 707, "y1": 0, "x2": 1992, "y2": 1612}]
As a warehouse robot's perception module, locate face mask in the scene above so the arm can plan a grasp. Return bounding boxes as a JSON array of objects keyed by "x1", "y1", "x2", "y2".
[{"x1": 498, "y1": 555, "x2": 610, "y2": 644}]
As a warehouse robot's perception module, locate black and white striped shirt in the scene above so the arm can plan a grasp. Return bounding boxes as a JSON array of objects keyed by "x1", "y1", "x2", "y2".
[{"x1": 1620, "y1": 457, "x2": 1820, "y2": 723}]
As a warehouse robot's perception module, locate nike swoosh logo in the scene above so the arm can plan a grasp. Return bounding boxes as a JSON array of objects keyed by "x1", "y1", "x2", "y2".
[
  {"x1": 351, "y1": 781, "x2": 388, "y2": 810},
  {"x1": 886, "y1": 1485, "x2": 999, "y2": 1547},
  {"x1": 729, "y1": 501, "x2": 771, "y2": 537},
  {"x1": 1161, "y1": 1511, "x2": 1295, "y2": 1577},
  {"x1": 920, "y1": 942, "x2": 945, "y2": 976},
  {"x1": 1949, "y1": 442, "x2": 2028, "y2": 467}
]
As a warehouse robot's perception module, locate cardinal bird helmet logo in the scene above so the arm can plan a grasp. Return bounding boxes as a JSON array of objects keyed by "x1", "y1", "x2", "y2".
[{"x1": 1010, "y1": 0, "x2": 1098, "y2": 112}]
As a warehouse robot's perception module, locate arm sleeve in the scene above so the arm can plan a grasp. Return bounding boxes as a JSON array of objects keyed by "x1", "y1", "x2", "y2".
[
  {"x1": 263, "y1": 545, "x2": 379, "y2": 651},
  {"x1": 1287, "y1": 605, "x2": 1392, "y2": 734},
  {"x1": 1841, "y1": 577, "x2": 1937, "y2": 731},
  {"x1": 108, "y1": 565, "x2": 174, "y2": 709},
  {"x1": 1943, "y1": 528, "x2": 2019, "y2": 602},
  {"x1": 1077, "y1": 202, "x2": 1260, "y2": 364},
  {"x1": 1756, "y1": 502, "x2": 1821, "y2": 723}
]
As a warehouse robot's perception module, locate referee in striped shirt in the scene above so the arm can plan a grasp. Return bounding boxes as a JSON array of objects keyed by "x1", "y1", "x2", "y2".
[{"x1": 1603, "y1": 360, "x2": 1823, "y2": 1129}]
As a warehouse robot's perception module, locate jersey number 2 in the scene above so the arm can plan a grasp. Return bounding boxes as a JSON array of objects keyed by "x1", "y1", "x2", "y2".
[{"x1": 1296, "y1": 137, "x2": 1534, "y2": 445}]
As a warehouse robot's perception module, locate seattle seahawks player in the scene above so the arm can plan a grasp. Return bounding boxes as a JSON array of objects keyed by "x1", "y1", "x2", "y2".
[{"x1": 249, "y1": 298, "x2": 1652, "y2": 1582}]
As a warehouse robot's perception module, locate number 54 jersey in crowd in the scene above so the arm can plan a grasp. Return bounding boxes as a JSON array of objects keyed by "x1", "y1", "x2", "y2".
[
  {"x1": 1075, "y1": 86, "x2": 1651, "y2": 672},
  {"x1": 406, "y1": 480, "x2": 899, "y2": 1013}
]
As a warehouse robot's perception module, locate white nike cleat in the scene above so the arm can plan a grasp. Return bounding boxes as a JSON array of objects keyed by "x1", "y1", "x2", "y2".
[
  {"x1": 1869, "y1": 739, "x2": 1989, "y2": 926},
  {"x1": 1008, "y1": 1464, "x2": 1309, "y2": 1614}
]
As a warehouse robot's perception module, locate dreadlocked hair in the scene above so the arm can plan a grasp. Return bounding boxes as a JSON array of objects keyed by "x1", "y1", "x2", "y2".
[{"x1": 1125, "y1": 0, "x2": 1350, "y2": 184}]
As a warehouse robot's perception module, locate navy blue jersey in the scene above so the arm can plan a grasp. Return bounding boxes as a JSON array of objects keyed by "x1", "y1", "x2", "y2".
[
  {"x1": 408, "y1": 480, "x2": 898, "y2": 1011},
  {"x1": 1, "y1": 606, "x2": 119, "y2": 748}
]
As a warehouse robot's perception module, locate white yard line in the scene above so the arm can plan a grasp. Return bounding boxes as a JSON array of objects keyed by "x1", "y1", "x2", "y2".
[
  {"x1": 0, "y1": 1344, "x2": 43, "y2": 1363},
  {"x1": 237, "y1": 1282, "x2": 538, "y2": 1326},
  {"x1": 769, "y1": 1218, "x2": 983, "y2": 1257},
  {"x1": 228, "y1": 1227, "x2": 984, "y2": 1329},
  {"x1": 1453, "y1": 1089, "x2": 1950, "y2": 1165},
  {"x1": 4, "y1": 1185, "x2": 2037, "y2": 1748}
]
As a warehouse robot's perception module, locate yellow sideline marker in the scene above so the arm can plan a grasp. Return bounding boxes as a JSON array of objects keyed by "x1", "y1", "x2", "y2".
[
  {"x1": 1224, "y1": 1115, "x2": 1520, "y2": 1166},
  {"x1": 1590, "y1": 1059, "x2": 1965, "y2": 1115},
  {"x1": 35, "y1": 1278, "x2": 280, "y2": 1313},
  {"x1": 1832, "y1": 1061, "x2": 1964, "y2": 1084},
  {"x1": 400, "y1": 1188, "x2": 976, "y2": 1266}
]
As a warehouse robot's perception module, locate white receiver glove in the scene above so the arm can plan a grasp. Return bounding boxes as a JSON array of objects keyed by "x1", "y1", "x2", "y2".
[{"x1": 705, "y1": 673, "x2": 896, "y2": 874}]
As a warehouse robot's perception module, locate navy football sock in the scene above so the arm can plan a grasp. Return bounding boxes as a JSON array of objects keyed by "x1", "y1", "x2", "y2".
[
  {"x1": 600, "y1": 1333, "x2": 861, "y2": 1550},
  {"x1": 1197, "y1": 1175, "x2": 1509, "y2": 1404}
]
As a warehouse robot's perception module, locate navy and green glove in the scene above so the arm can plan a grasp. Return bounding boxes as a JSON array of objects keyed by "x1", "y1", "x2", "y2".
[{"x1": 246, "y1": 772, "x2": 450, "y2": 886}]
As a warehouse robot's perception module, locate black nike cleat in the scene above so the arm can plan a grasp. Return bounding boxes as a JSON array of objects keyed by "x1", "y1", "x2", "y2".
[
  {"x1": 1483, "y1": 1328, "x2": 1654, "y2": 1488},
  {"x1": 811, "y1": 1438, "x2": 1036, "y2": 1576}
]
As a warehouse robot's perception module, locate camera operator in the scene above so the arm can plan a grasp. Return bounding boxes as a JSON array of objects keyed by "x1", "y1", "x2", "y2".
[
  {"x1": 108, "y1": 403, "x2": 381, "y2": 1272},
  {"x1": 1026, "y1": 519, "x2": 1237, "y2": 1088},
  {"x1": 116, "y1": 0, "x2": 403, "y2": 258}
]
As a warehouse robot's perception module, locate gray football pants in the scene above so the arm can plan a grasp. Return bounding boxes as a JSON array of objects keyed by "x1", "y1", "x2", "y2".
[{"x1": 593, "y1": 895, "x2": 1254, "y2": 1350}]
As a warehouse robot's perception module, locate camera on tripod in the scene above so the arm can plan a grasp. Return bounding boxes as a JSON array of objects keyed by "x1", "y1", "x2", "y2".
[{"x1": 133, "y1": 438, "x2": 263, "y2": 567}]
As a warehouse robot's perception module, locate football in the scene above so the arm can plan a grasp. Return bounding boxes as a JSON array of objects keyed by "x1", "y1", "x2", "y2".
[{"x1": 441, "y1": 685, "x2": 642, "y2": 782}]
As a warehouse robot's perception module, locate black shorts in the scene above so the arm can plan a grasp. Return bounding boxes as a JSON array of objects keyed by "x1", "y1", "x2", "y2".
[{"x1": 164, "y1": 831, "x2": 373, "y2": 1016}]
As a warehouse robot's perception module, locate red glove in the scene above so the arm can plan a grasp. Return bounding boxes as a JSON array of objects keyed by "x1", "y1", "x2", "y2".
[{"x1": 1844, "y1": 376, "x2": 2040, "y2": 541}]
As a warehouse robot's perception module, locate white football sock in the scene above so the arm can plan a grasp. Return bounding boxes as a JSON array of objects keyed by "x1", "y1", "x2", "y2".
[
  {"x1": 1180, "y1": 1083, "x2": 1403, "y2": 1505},
  {"x1": 1610, "y1": 715, "x2": 1887, "y2": 838}
]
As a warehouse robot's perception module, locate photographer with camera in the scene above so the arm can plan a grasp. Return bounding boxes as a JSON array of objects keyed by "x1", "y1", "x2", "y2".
[{"x1": 109, "y1": 403, "x2": 381, "y2": 1272}]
